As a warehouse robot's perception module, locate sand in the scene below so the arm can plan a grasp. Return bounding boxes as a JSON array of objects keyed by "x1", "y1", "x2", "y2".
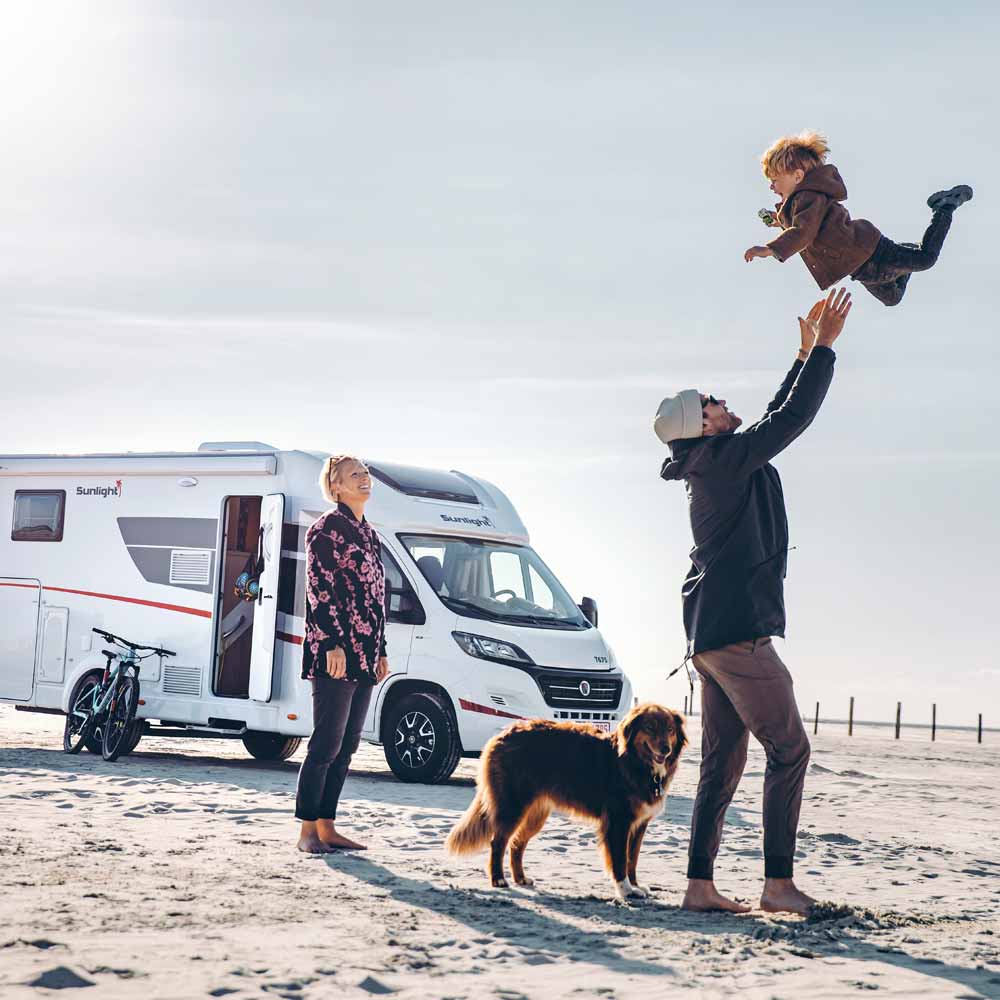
[{"x1": 1, "y1": 704, "x2": 998, "y2": 999}]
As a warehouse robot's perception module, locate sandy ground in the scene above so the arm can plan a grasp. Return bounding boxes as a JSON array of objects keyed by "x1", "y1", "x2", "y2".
[{"x1": 1, "y1": 704, "x2": 998, "y2": 1000}]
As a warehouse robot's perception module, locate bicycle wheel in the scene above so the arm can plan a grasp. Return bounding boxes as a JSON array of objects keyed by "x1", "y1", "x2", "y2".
[
  {"x1": 64, "y1": 675, "x2": 100, "y2": 754},
  {"x1": 102, "y1": 675, "x2": 139, "y2": 762}
]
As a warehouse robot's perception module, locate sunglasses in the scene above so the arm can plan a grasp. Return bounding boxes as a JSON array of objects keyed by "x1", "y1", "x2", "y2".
[{"x1": 702, "y1": 395, "x2": 720, "y2": 409}]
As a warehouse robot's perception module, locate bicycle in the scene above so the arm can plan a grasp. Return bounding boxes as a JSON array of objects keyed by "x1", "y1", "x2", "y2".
[{"x1": 63, "y1": 628, "x2": 176, "y2": 762}]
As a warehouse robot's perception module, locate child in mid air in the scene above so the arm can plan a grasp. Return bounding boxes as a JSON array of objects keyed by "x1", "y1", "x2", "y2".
[{"x1": 744, "y1": 131, "x2": 972, "y2": 306}]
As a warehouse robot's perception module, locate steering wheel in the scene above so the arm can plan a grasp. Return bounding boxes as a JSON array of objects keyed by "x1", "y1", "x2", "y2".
[{"x1": 492, "y1": 589, "x2": 518, "y2": 602}]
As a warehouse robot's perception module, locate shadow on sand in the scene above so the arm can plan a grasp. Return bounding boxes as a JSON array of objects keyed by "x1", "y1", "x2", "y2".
[{"x1": 333, "y1": 856, "x2": 999, "y2": 995}]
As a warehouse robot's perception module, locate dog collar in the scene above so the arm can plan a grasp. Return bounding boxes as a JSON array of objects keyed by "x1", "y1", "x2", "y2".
[{"x1": 651, "y1": 773, "x2": 664, "y2": 799}]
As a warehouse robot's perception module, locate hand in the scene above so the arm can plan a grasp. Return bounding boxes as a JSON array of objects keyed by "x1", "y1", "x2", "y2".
[
  {"x1": 813, "y1": 287, "x2": 852, "y2": 348},
  {"x1": 375, "y1": 656, "x2": 389, "y2": 683},
  {"x1": 744, "y1": 245, "x2": 774, "y2": 263},
  {"x1": 326, "y1": 646, "x2": 347, "y2": 679},
  {"x1": 797, "y1": 299, "x2": 826, "y2": 356}
]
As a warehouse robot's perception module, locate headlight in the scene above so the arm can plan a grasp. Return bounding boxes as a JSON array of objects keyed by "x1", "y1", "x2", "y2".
[{"x1": 452, "y1": 631, "x2": 534, "y2": 665}]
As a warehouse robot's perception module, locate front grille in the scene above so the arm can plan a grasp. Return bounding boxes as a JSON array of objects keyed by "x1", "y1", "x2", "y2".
[{"x1": 536, "y1": 672, "x2": 622, "y2": 710}]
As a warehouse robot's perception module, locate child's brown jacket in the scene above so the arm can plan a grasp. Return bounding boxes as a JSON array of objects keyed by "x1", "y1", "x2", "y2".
[{"x1": 767, "y1": 164, "x2": 881, "y2": 290}]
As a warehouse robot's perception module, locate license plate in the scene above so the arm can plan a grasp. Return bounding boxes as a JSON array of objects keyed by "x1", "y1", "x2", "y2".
[{"x1": 591, "y1": 722, "x2": 611, "y2": 732}]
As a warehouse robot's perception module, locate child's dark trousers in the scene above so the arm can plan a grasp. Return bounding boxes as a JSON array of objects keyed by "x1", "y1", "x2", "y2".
[{"x1": 851, "y1": 207, "x2": 954, "y2": 306}]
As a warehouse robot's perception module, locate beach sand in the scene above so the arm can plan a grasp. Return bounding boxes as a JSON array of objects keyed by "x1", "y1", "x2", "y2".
[{"x1": 1, "y1": 704, "x2": 998, "y2": 999}]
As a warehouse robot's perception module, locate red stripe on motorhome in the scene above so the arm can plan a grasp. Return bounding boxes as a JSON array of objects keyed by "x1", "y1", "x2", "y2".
[
  {"x1": 277, "y1": 631, "x2": 304, "y2": 645},
  {"x1": 41, "y1": 586, "x2": 212, "y2": 618},
  {"x1": 459, "y1": 698, "x2": 524, "y2": 721}
]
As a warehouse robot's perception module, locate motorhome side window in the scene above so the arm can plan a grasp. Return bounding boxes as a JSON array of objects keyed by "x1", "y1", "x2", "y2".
[
  {"x1": 381, "y1": 548, "x2": 426, "y2": 626},
  {"x1": 11, "y1": 490, "x2": 66, "y2": 542}
]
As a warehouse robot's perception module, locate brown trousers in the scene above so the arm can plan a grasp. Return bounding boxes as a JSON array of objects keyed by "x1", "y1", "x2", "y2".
[{"x1": 687, "y1": 638, "x2": 810, "y2": 880}]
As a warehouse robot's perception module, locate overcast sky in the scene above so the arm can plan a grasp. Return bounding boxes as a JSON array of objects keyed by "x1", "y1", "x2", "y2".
[{"x1": 3, "y1": 1, "x2": 998, "y2": 727}]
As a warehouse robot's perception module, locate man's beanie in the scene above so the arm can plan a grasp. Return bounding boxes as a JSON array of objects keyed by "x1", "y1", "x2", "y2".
[{"x1": 653, "y1": 390, "x2": 703, "y2": 444}]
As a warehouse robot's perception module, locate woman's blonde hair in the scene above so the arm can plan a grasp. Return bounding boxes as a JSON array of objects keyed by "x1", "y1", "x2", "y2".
[
  {"x1": 761, "y1": 130, "x2": 830, "y2": 179},
  {"x1": 320, "y1": 454, "x2": 366, "y2": 504}
]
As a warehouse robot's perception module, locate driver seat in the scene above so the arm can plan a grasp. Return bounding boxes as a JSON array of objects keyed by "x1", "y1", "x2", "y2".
[{"x1": 416, "y1": 555, "x2": 446, "y2": 594}]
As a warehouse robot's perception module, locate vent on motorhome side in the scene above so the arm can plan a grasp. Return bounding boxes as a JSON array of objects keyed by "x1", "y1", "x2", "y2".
[
  {"x1": 162, "y1": 665, "x2": 203, "y2": 697},
  {"x1": 169, "y1": 549, "x2": 212, "y2": 586}
]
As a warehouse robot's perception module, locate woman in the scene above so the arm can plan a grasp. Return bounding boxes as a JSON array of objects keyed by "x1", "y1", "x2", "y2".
[{"x1": 296, "y1": 455, "x2": 389, "y2": 853}]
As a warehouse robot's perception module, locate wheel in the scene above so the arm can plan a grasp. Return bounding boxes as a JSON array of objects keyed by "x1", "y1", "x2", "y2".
[
  {"x1": 382, "y1": 692, "x2": 461, "y2": 784},
  {"x1": 64, "y1": 675, "x2": 100, "y2": 754},
  {"x1": 241, "y1": 731, "x2": 302, "y2": 761},
  {"x1": 102, "y1": 676, "x2": 139, "y2": 762},
  {"x1": 121, "y1": 720, "x2": 145, "y2": 756}
]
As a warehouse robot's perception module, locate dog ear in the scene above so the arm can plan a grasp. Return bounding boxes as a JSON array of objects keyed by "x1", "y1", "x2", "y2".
[
  {"x1": 670, "y1": 710, "x2": 689, "y2": 760},
  {"x1": 616, "y1": 706, "x2": 641, "y2": 757}
]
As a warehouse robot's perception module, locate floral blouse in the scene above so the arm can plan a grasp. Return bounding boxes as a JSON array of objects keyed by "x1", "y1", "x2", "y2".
[{"x1": 302, "y1": 503, "x2": 387, "y2": 684}]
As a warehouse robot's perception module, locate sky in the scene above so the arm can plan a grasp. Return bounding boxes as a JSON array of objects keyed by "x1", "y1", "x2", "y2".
[{"x1": 2, "y1": 1, "x2": 998, "y2": 727}]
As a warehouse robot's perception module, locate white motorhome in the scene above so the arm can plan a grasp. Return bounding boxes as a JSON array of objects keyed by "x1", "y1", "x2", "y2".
[{"x1": 0, "y1": 444, "x2": 633, "y2": 782}]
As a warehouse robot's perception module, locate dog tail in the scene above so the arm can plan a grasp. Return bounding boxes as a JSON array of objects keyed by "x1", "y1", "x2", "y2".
[{"x1": 445, "y1": 790, "x2": 493, "y2": 855}]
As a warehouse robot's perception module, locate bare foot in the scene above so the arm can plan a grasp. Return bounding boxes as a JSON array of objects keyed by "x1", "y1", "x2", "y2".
[
  {"x1": 297, "y1": 832, "x2": 335, "y2": 854},
  {"x1": 682, "y1": 878, "x2": 751, "y2": 913},
  {"x1": 316, "y1": 820, "x2": 367, "y2": 850},
  {"x1": 760, "y1": 877, "x2": 816, "y2": 916}
]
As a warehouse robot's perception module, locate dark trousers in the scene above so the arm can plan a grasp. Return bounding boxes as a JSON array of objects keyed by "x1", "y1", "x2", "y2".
[
  {"x1": 852, "y1": 208, "x2": 954, "y2": 306},
  {"x1": 295, "y1": 674, "x2": 373, "y2": 822},
  {"x1": 687, "y1": 638, "x2": 810, "y2": 880}
]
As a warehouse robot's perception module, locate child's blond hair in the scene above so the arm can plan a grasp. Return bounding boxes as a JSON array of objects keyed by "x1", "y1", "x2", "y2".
[{"x1": 761, "y1": 130, "x2": 830, "y2": 179}]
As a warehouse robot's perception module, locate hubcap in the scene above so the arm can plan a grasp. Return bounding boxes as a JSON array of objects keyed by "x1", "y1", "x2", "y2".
[{"x1": 394, "y1": 711, "x2": 436, "y2": 769}]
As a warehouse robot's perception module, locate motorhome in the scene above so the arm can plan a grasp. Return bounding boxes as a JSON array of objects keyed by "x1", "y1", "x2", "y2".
[{"x1": 0, "y1": 444, "x2": 634, "y2": 783}]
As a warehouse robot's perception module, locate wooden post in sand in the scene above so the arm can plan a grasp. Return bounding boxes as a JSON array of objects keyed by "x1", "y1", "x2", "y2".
[
  {"x1": 895, "y1": 702, "x2": 902, "y2": 739},
  {"x1": 848, "y1": 696, "x2": 854, "y2": 736},
  {"x1": 979, "y1": 714, "x2": 983, "y2": 744},
  {"x1": 813, "y1": 702, "x2": 819, "y2": 735},
  {"x1": 932, "y1": 704, "x2": 937, "y2": 742}
]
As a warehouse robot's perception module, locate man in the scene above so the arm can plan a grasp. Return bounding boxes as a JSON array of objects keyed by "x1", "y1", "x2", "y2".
[{"x1": 655, "y1": 288, "x2": 852, "y2": 915}]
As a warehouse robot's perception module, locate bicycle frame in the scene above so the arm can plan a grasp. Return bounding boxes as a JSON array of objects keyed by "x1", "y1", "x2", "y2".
[{"x1": 72, "y1": 649, "x2": 140, "y2": 722}]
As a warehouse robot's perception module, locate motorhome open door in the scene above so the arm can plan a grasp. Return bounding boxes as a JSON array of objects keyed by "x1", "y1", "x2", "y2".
[{"x1": 248, "y1": 494, "x2": 284, "y2": 702}]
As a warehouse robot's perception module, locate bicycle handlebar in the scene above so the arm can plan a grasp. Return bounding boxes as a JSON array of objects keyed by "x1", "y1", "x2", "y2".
[{"x1": 92, "y1": 627, "x2": 176, "y2": 658}]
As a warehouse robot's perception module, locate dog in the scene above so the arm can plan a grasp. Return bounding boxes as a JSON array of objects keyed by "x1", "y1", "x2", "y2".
[{"x1": 445, "y1": 702, "x2": 687, "y2": 900}]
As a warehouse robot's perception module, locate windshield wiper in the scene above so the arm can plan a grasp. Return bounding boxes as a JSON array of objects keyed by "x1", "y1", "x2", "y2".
[
  {"x1": 494, "y1": 612, "x2": 580, "y2": 628},
  {"x1": 439, "y1": 596, "x2": 494, "y2": 620},
  {"x1": 440, "y1": 596, "x2": 582, "y2": 628}
]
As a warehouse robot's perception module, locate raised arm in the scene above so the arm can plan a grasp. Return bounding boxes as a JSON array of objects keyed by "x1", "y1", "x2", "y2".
[
  {"x1": 767, "y1": 190, "x2": 828, "y2": 262},
  {"x1": 756, "y1": 299, "x2": 826, "y2": 420},
  {"x1": 711, "y1": 290, "x2": 851, "y2": 477}
]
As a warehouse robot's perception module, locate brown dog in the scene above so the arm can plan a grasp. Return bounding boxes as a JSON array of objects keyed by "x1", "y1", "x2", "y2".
[{"x1": 445, "y1": 703, "x2": 686, "y2": 900}]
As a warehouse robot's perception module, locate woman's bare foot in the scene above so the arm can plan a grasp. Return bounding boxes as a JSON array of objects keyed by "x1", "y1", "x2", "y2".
[
  {"x1": 682, "y1": 878, "x2": 751, "y2": 913},
  {"x1": 297, "y1": 820, "x2": 335, "y2": 854},
  {"x1": 316, "y1": 819, "x2": 367, "y2": 850},
  {"x1": 760, "y1": 877, "x2": 815, "y2": 915}
]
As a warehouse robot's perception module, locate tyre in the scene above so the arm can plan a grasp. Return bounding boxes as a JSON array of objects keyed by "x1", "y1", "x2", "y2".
[
  {"x1": 102, "y1": 676, "x2": 139, "y2": 762},
  {"x1": 64, "y1": 675, "x2": 100, "y2": 754},
  {"x1": 122, "y1": 720, "x2": 145, "y2": 756},
  {"x1": 242, "y1": 731, "x2": 302, "y2": 761},
  {"x1": 382, "y1": 692, "x2": 461, "y2": 784}
]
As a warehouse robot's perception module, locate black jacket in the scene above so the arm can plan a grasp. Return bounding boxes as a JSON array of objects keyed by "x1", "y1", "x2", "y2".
[{"x1": 660, "y1": 347, "x2": 836, "y2": 656}]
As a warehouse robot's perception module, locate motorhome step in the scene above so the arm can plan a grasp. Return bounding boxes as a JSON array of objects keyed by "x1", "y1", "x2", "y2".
[
  {"x1": 145, "y1": 726, "x2": 244, "y2": 740},
  {"x1": 15, "y1": 705, "x2": 65, "y2": 716},
  {"x1": 207, "y1": 717, "x2": 248, "y2": 731}
]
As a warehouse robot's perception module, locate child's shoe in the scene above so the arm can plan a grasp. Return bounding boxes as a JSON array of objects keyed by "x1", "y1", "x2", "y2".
[{"x1": 927, "y1": 185, "x2": 973, "y2": 212}]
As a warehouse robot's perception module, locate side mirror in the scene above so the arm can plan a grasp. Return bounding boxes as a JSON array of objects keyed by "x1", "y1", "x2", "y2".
[{"x1": 579, "y1": 596, "x2": 598, "y2": 627}]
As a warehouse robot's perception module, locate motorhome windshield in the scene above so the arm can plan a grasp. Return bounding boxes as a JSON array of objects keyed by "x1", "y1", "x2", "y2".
[{"x1": 400, "y1": 534, "x2": 589, "y2": 629}]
